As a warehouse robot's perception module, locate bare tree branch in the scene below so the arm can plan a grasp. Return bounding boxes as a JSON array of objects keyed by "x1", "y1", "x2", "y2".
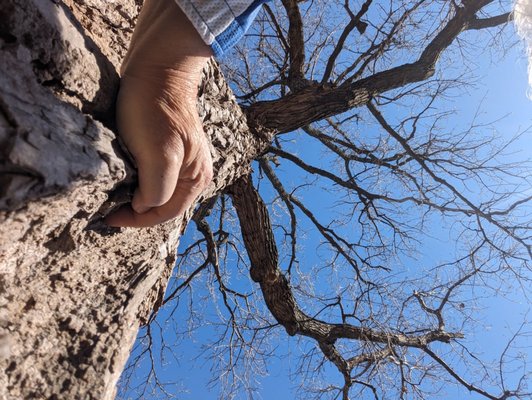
[{"x1": 247, "y1": 0, "x2": 508, "y2": 133}]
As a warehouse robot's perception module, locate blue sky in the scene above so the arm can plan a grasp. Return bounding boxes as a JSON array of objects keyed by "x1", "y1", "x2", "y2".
[{"x1": 117, "y1": 4, "x2": 531, "y2": 399}]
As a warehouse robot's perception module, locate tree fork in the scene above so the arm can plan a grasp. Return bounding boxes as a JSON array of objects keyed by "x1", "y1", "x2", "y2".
[
  {"x1": 247, "y1": 0, "x2": 504, "y2": 134},
  {"x1": 229, "y1": 174, "x2": 463, "y2": 346}
]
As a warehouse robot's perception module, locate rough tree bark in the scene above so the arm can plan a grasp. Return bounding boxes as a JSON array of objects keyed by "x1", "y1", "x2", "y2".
[
  {"x1": 0, "y1": 1, "x2": 265, "y2": 399},
  {"x1": 0, "y1": 1, "x2": 519, "y2": 399}
]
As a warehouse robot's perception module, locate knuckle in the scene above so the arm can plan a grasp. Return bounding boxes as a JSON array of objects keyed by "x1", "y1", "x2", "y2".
[{"x1": 159, "y1": 150, "x2": 181, "y2": 170}]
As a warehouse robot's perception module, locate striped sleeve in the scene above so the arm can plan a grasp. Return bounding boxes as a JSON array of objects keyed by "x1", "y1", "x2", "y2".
[{"x1": 174, "y1": 0, "x2": 270, "y2": 57}]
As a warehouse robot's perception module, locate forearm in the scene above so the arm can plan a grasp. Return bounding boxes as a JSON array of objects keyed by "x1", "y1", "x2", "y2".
[{"x1": 121, "y1": 0, "x2": 212, "y2": 80}]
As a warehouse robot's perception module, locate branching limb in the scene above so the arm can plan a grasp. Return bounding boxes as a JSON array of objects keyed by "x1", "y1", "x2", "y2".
[
  {"x1": 367, "y1": 101, "x2": 531, "y2": 259},
  {"x1": 321, "y1": 0, "x2": 373, "y2": 84},
  {"x1": 424, "y1": 347, "x2": 515, "y2": 400},
  {"x1": 259, "y1": 157, "x2": 298, "y2": 274},
  {"x1": 248, "y1": 0, "x2": 510, "y2": 133},
  {"x1": 229, "y1": 174, "x2": 465, "y2": 399}
]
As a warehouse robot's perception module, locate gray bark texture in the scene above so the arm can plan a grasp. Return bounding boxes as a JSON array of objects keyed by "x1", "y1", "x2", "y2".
[{"x1": 0, "y1": 1, "x2": 265, "y2": 399}]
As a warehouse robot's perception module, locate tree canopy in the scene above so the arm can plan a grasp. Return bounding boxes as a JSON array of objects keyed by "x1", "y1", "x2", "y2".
[{"x1": 117, "y1": 1, "x2": 531, "y2": 399}]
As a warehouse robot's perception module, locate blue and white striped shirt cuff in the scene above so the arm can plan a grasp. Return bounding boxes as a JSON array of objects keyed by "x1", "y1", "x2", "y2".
[{"x1": 174, "y1": 0, "x2": 270, "y2": 57}]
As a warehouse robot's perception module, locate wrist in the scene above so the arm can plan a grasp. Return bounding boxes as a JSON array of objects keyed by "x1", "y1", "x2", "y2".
[{"x1": 121, "y1": 0, "x2": 212, "y2": 79}]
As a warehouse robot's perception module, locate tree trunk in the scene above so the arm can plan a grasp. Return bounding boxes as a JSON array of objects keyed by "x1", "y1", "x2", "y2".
[{"x1": 0, "y1": 1, "x2": 265, "y2": 399}]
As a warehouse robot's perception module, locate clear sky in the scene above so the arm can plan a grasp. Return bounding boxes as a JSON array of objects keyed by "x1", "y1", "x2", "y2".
[{"x1": 117, "y1": 4, "x2": 531, "y2": 400}]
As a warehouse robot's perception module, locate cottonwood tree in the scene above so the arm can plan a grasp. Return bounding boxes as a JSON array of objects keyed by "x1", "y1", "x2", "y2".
[
  {"x1": 0, "y1": 1, "x2": 530, "y2": 400},
  {"x1": 122, "y1": 1, "x2": 531, "y2": 399}
]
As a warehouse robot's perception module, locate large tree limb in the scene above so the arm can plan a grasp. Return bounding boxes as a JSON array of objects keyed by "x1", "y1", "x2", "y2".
[
  {"x1": 467, "y1": 12, "x2": 512, "y2": 30},
  {"x1": 228, "y1": 172, "x2": 529, "y2": 400},
  {"x1": 229, "y1": 174, "x2": 462, "y2": 344},
  {"x1": 247, "y1": 0, "x2": 506, "y2": 133}
]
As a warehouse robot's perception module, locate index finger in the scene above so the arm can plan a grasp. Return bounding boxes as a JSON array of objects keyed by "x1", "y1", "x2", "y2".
[{"x1": 105, "y1": 174, "x2": 209, "y2": 228}]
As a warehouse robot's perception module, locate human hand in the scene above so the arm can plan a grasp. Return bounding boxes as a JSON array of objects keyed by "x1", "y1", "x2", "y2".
[{"x1": 106, "y1": 0, "x2": 213, "y2": 227}]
